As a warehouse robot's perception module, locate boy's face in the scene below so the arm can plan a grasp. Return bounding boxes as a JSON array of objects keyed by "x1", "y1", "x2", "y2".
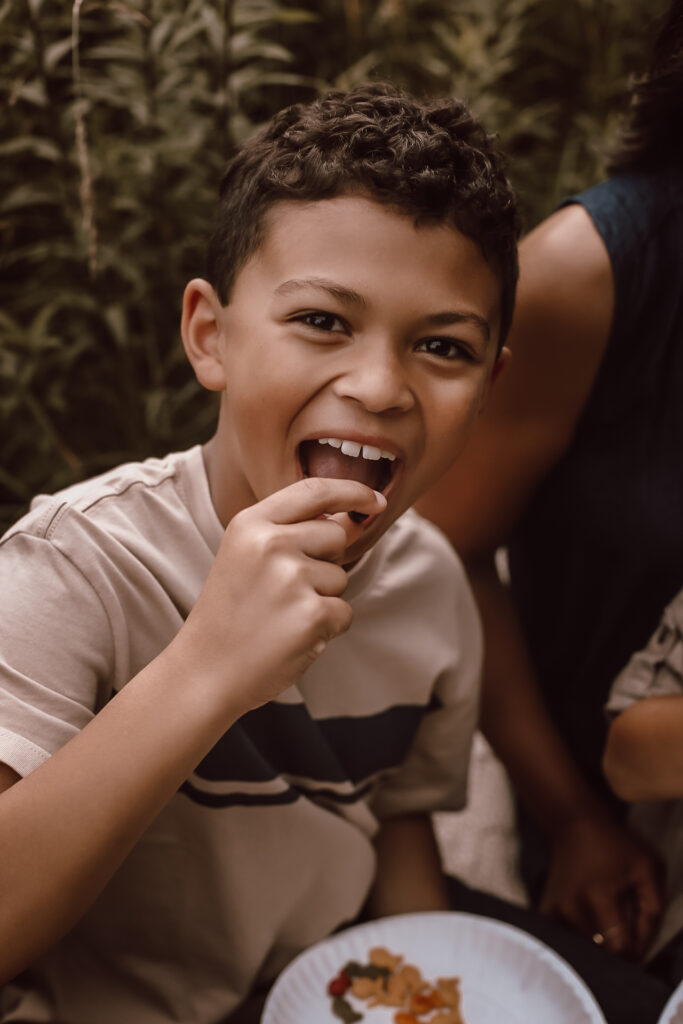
[{"x1": 185, "y1": 195, "x2": 506, "y2": 563}]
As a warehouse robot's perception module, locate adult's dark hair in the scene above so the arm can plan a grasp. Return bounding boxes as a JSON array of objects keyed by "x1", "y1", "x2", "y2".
[
  {"x1": 206, "y1": 83, "x2": 520, "y2": 347},
  {"x1": 607, "y1": 0, "x2": 683, "y2": 173}
]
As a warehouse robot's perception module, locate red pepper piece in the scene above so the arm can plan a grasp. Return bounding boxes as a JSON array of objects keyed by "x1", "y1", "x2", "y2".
[{"x1": 328, "y1": 971, "x2": 352, "y2": 997}]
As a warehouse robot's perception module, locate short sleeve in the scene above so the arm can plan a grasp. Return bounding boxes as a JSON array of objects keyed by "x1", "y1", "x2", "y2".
[
  {"x1": 606, "y1": 587, "x2": 683, "y2": 720},
  {"x1": 370, "y1": 564, "x2": 482, "y2": 819},
  {"x1": 0, "y1": 531, "x2": 114, "y2": 776}
]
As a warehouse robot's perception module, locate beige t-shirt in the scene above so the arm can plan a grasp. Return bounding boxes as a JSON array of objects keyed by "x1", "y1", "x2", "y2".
[{"x1": 0, "y1": 446, "x2": 482, "y2": 1023}]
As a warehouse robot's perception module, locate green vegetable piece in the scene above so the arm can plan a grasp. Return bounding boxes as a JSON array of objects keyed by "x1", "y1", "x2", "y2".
[
  {"x1": 341, "y1": 960, "x2": 390, "y2": 981},
  {"x1": 341, "y1": 960, "x2": 364, "y2": 978},
  {"x1": 331, "y1": 995, "x2": 363, "y2": 1023}
]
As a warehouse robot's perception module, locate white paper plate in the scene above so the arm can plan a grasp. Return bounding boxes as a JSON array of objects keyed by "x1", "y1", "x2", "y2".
[
  {"x1": 261, "y1": 911, "x2": 606, "y2": 1024},
  {"x1": 658, "y1": 980, "x2": 683, "y2": 1024}
]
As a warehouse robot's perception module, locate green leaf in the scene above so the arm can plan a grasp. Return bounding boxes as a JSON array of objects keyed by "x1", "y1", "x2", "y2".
[
  {"x1": 229, "y1": 31, "x2": 293, "y2": 63},
  {"x1": 149, "y1": 14, "x2": 177, "y2": 56},
  {"x1": 14, "y1": 79, "x2": 47, "y2": 107},
  {"x1": 102, "y1": 304, "x2": 128, "y2": 348},
  {"x1": 0, "y1": 185, "x2": 62, "y2": 212},
  {"x1": 0, "y1": 137, "x2": 61, "y2": 161},
  {"x1": 164, "y1": 17, "x2": 208, "y2": 55},
  {"x1": 44, "y1": 36, "x2": 74, "y2": 73},
  {"x1": 86, "y1": 43, "x2": 145, "y2": 63}
]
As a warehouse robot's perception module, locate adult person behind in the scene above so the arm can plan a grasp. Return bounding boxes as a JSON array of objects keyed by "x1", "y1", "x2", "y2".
[{"x1": 416, "y1": 0, "x2": 683, "y2": 969}]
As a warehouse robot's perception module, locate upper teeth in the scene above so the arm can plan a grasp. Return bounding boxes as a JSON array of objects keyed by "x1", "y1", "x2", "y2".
[{"x1": 318, "y1": 437, "x2": 396, "y2": 462}]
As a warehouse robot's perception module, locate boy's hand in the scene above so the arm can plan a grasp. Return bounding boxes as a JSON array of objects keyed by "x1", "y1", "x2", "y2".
[{"x1": 176, "y1": 478, "x2": 386, "y2": 719}]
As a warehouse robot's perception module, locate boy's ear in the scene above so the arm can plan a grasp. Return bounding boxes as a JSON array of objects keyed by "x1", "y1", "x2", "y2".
[
  {"x1": 181, "y1": 278, "x2": 228, "y2": 391},
  {"x1": 479, "y1": 344, "x2": 511, "y2": 413}
]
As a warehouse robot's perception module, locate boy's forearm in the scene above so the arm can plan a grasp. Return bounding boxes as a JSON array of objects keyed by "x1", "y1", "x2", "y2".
[
  {"x1": 0, "y1": 476, "x2": 382, "y2": 984},
  {"x1": 0, "y1": 638, "x2": 243, "y2": 985},
  {"x1": 369, "y1": 813, "x2": 450, "y2": 919},
  {"x1": 604, "y1": 696, "x2": 683, "y2": 803}
]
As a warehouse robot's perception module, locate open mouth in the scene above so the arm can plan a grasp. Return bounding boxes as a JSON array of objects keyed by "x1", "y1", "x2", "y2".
[{"x1": 298, "y1": 437, "x2": 400, "y2": 496}]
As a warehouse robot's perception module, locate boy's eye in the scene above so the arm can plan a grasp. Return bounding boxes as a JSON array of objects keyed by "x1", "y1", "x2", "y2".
[
  {"x1": 416, "y1": 337, "x2": 476, "y2": 362},
  {"x1": 293, "y1": 311, "x2": 347, "y2": 333}
]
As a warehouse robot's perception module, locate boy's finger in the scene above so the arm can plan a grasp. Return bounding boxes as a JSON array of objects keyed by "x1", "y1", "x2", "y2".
[
  {"x1": 286, "y1": 519, "x2": 352, "y2": 561},
  {"x1": 295, "y1": 595, "x2": 353, "y2": 676},
  {"x1": 306, "y1": 559, "x2": 349, "y2": 597},
  {"x1": 263, "y1": 477, "x2": 386, "y2": 525},
  {"x1": 321, "y1": 510, "x2": 372, "y2": 549},
  {"x1": 319, "y1": 594, "x2": 353, "y2": 639}
]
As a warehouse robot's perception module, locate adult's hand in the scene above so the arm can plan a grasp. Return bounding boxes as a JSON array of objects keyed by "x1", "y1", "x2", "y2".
[{"x1": 540, "y1": 812, "x2": 664, "y2": 960}]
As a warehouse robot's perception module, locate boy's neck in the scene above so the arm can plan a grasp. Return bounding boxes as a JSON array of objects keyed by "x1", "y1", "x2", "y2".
[{"x1": 201, "y1": 433, "x2": 239, "y2": 528}]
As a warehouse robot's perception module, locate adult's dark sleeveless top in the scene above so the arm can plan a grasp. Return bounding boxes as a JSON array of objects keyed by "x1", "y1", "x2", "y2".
[{"x1": 507, "y1": 165, "x2": 683, "y2": 798}]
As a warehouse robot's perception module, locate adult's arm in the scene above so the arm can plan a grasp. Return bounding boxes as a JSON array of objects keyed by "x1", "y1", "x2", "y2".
[
  {"x1": 604, "y1": 696, "x2": 683, "y2": 803},
  {"x1": 416, "y1": 203, "x2": 663, "y2": 958},
  {"x1": 470, "y1": 558, "x2": 662, "y2": 957}
]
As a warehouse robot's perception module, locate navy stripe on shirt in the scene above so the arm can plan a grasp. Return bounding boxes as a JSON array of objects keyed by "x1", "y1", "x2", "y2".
[
  {"x1": 179, "y1": 781, "x2": 300, "y2": 808},
  {"x1": 195, "y1": 698, "x2": 438, "y2": 783},
  {"x1": 179, "y1": 777, "x2": 376, "y2": 809},
  {"x1": 178, "y1": 697, "x2": 440, "y2": 808}
]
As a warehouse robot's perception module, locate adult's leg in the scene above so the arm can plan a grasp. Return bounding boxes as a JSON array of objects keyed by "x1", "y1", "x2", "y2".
[{"x1": 447, "y1": 876, "x2": 671, "y2": 1024}]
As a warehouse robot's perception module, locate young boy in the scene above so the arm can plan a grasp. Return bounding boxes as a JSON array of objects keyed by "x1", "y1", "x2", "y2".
[{"x1": 0, "y1": 84, "x2": 518, "y2": 1021}]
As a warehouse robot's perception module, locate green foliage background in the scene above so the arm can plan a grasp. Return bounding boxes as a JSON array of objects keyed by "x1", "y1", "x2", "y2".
[{"x1": 0, "y1": 0, "x2": 666, "y2": 532}]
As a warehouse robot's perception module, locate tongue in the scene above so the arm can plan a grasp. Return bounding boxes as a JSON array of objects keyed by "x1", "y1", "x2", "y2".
[{"x1": 304, "y1": 443, "x2": 384, "y2": 490}]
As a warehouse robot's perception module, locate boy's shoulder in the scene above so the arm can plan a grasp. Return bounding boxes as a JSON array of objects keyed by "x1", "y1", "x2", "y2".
[{"x1": 2, "y1": 445, "x2": 220, "y2": 551}]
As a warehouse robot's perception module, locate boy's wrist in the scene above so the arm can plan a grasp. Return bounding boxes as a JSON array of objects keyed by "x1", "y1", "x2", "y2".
[{"x1": 153, "y1": 630, "x2": 247, "y2": 736}]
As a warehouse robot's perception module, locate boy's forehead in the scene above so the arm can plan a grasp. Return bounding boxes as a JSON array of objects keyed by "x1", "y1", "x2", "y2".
[
  {"x1": 259, "y1": 193, "x2": 453, "y2": 250},
  {"x1": 245, "y1": 196, "x2": 500, "y2": 311}
]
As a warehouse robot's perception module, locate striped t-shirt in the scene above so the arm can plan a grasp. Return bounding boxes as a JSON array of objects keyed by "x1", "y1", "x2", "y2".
[{"x1": 0, "y1": 445, "x2": 481, "y2": 1023}]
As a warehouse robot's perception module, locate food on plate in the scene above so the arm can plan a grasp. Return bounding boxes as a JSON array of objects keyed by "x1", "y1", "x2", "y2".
[{"x1": 326, "y1": 946, "x2": 464, "y2": 1023}]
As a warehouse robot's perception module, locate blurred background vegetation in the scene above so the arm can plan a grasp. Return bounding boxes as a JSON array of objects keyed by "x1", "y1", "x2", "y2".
[{"x1": 0, "y1": 0, "x2": 666, "y2": 531}]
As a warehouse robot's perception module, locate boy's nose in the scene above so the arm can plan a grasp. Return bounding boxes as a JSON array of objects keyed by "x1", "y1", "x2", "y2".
[{"x1": 335, "y1": 344, "x2": 415, "y2": 415}]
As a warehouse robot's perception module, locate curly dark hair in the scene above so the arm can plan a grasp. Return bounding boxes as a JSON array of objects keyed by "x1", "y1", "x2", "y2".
[
  {"x1": 206, "y1": 83, "x2": 520, "y2": 347},
  {"x1": 607, "y1": 0, "x2": 683, "y2": 173}
]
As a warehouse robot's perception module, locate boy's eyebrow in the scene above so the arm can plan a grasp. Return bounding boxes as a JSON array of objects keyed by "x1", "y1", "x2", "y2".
[
  {"x1": 274, "y1": 277, "x2": 367, "y2": 307},
  {"x1": 276, "y1": 277, "x2": 490, "y2": 340},
  {"x1": 425, "y1": 310, "x2": 490, "y2": 341}
]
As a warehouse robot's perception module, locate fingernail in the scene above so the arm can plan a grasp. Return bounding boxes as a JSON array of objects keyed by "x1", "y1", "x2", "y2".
[
  {"x1": 373, "y1": 490, "x2": 387, "y2": 506},
  {"x1": 349, "y1": 511, "x2": 368, "y2": 524}
]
